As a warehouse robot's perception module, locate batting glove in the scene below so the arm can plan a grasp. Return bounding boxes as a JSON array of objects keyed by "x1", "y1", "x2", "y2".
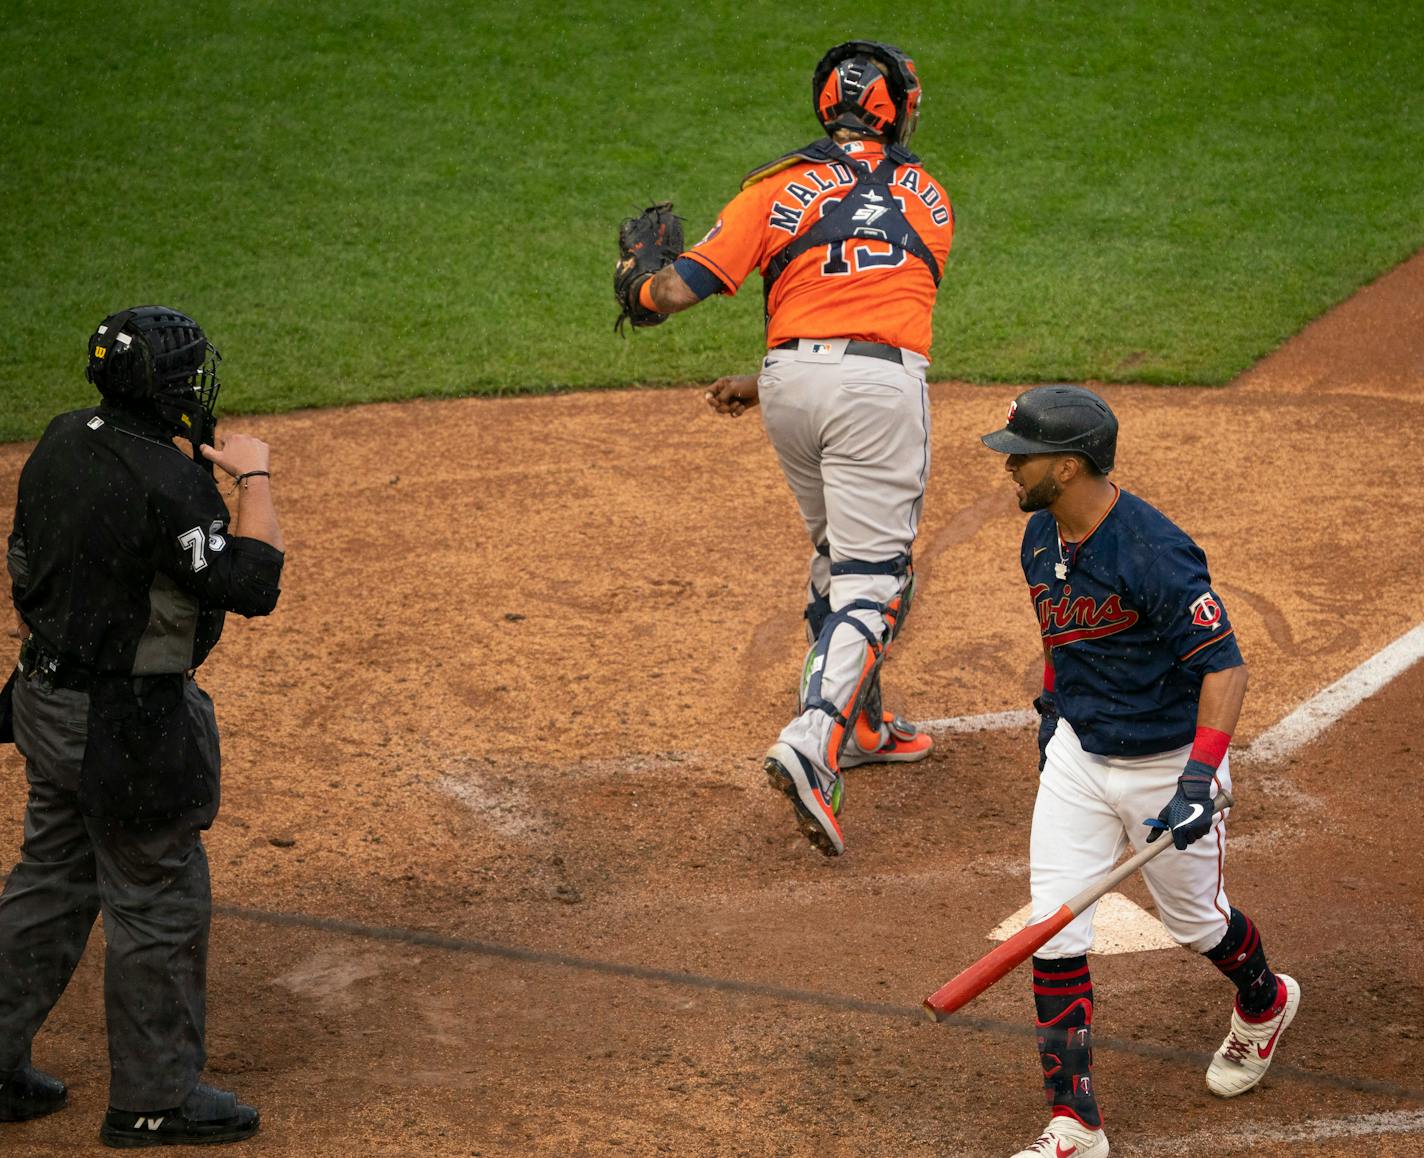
[
  {"x1": 1145, "y1": 759, "x2": 1215, "y2": 850},
  {"x1": 1032, "y1": 693, "x2": 1058, "y2": 773}
]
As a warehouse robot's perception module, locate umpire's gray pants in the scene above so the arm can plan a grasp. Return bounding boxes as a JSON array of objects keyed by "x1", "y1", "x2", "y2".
[{"x1": 0, "y1": 674, "x2": 220, "y2": 1110}]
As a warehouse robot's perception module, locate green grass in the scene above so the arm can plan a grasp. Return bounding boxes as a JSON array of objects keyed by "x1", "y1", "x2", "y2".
[{"x1": 2, "y1": 1, "x2": 1422, "y2": 440}]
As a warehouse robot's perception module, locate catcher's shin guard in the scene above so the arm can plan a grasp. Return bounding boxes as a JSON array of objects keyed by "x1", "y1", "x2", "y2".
[
  {"x1": 799, "y1": 555, "x2": 913, "y2": 769},
  {"x1": 850, "y1": 565, "x2": 914, "y2": 751},
  {"x1": 854, "y1": 669, "x2": 884, "y2": 752}
]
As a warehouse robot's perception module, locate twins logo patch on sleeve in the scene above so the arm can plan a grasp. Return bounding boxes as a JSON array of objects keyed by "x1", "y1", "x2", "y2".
[{"x1": 1190, "y1": 591, "x2": 1222, "y2": 627}]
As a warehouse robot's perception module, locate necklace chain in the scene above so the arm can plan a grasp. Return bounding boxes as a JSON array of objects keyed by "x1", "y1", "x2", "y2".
[{"x1": 1055, "y1": 528, "x2": 1073, "y2": 580}]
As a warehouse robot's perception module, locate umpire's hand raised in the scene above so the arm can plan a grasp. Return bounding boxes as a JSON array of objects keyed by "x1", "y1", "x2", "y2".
[{"x1": 200, "y1": 434, "x2": 271, "y2": 479}]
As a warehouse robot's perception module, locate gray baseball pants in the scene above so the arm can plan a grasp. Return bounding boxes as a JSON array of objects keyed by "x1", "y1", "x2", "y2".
[
  {"x1": 758, "y1": 340, "x2": 931, "y2": 766},
  {"x1": 0, "y1": 673, "x2": 220, "y2": 1110}
]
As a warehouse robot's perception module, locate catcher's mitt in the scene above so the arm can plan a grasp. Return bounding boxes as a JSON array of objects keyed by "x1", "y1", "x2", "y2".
[{"x1": 614, "y1": 201, "x2": 684, "y2": 335}]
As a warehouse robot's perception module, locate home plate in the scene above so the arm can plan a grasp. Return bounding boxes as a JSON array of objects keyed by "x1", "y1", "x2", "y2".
[{"x1": 989, "y1": 893, "x2": 1178, "y2": 953}]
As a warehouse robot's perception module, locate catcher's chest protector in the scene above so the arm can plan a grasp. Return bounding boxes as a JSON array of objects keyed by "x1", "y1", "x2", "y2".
[{"x1": 755, "y1": 140, "x2": 942, "y2": 299}]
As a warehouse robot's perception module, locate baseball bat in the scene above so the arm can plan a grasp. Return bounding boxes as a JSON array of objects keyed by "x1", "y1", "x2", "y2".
[{"x1": 922, "y1": 788, "x2": 1233, "y2": 1021}]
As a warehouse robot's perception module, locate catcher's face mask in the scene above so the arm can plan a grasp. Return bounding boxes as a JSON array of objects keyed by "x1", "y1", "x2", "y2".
[{"x1": 153, "y1": 338, "x2": 222, "y2": 448}]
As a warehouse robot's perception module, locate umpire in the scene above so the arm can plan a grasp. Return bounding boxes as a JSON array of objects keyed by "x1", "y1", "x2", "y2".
[{"x1": 0, "y1": 306, "x2": 283, "y2": 1147}]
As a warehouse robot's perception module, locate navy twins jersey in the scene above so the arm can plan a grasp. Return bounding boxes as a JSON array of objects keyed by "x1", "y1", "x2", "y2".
[{"x1": 1022, "y1": 487, "x2": 1243, "y2": 758}]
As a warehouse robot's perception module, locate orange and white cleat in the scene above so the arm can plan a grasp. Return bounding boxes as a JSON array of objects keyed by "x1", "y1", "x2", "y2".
[
  {"x1": 764, "y1": 741, "x2": 844, "y2": 856},
  {"x1": 840, "y1": 713, "x2": 933, "y2": 769}
]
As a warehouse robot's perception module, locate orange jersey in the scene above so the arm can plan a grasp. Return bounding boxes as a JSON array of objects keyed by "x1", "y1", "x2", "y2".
[{"x1": 681, "y1": 139, "x2": 953, "y2": 358}]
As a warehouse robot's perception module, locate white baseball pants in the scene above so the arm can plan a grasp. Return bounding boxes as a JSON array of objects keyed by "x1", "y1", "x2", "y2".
[{"x1": 1031, "y1": 717, "x2": 1233, "y2": 957}]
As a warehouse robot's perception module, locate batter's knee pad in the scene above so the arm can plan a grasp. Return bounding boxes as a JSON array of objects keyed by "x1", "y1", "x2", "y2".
[{"x1": 798, "y1": 553, "x2": 913, "y2": 767}]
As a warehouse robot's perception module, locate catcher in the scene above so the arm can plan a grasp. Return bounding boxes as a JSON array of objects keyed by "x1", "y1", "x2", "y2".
[{"x1": 613, "y1": 41, "x2": 954, "y2": 856}]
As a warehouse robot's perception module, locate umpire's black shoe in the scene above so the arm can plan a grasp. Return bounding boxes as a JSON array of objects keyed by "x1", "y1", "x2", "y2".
[
  {"x1": 100, "y1": 1083, "x2": 259, "y2": 1148},
  {"x1": 0, "y1": 1064, "x2": 68, "y2": 1122}
]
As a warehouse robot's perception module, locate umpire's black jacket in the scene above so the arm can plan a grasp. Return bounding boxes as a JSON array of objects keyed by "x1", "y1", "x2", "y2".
[{"x1": 9, "y1": 402, "x2": 282, "y2": 675}]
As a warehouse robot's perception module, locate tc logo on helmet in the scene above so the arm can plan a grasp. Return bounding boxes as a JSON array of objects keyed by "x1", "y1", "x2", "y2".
[{"x1": 1006, "y1": 400, "x2": 1018, "y2": 424}]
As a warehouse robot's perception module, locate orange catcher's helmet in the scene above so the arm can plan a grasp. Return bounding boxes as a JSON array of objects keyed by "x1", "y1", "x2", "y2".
[{"x1": 813, "y1": 40, "x2": 922, "y2": 146}]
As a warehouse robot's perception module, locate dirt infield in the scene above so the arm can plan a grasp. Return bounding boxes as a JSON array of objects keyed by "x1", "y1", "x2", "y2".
[{"x1": 3, "y1": 251, "x2": 1424, "y2": 1156}]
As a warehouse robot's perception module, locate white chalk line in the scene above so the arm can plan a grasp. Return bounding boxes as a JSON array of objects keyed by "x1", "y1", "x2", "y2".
[
  {"x1": 916, "y1": 620, "x2": 1424, "y2": 764},
  {"x1": 1131, "y1": 1108, "x2": 1424, "y2": 1154},
  {"x1": 917, "y1": 708, "x2": 1037, "y2": 733},
  {"x1": 432, "y1": 619, "x2": 1424, "y2": 823},
  {"x1": 1242, "y1": 622, "x2": 1424, "y2": 763}
]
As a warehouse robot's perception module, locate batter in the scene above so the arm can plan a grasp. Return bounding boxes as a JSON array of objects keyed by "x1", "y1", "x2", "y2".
[
  {"x1": 981, "y1": 386, "x2": 1300, "y2": 1158},
  {"x1": 620, "y1": 40, "x2": 955, "y2": 855}
]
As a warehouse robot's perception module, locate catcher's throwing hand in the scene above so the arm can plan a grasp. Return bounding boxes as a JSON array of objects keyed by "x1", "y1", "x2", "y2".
[
  {"x1": 614, "y1": 202, "x2": 684, "y2": 335},
  {"x1": 705, "y1": 375, "x2": 759, "y2": 417},
  {"x1": 1144, "y1": 759, "x2": 1216, "y2": 850}
]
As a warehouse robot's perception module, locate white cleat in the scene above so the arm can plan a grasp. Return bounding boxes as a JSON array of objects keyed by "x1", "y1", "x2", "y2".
[
  {"x1": 1010, "y1": 1115, "x2": 1109, "y2": 1158},
  {"x1": 1206, "y1": 974, "x2": 1301, "y2": 1097}
]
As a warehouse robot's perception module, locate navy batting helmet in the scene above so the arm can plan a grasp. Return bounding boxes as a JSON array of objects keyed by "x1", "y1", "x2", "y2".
[{"x1": 980, "y1": 385, "x2": 1118, "y2": 473}]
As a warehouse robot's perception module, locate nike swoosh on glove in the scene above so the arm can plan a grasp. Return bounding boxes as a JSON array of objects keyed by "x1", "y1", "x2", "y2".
[{"x1": 1144, "y1": 759, "x2": 1215, "y2": 850}]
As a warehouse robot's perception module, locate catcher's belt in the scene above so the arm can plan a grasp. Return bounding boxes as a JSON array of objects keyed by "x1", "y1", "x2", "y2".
[{"x1": 771, "y1": 339, "x2": 903, "y2": 364}]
